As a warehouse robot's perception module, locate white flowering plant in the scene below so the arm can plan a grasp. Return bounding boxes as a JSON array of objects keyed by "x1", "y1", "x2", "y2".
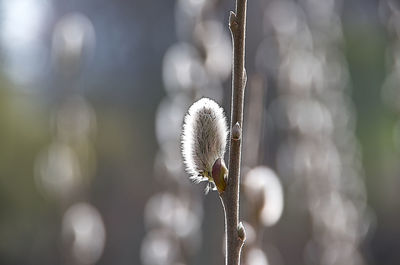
[{"x1": 181, "y1": 98, "x2": 228, "y2": 193}]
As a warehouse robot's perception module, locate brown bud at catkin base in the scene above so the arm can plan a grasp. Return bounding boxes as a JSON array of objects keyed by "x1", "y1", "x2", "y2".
[{"x1": 212, "y1": 158, "x2": 227, "y2": 194}]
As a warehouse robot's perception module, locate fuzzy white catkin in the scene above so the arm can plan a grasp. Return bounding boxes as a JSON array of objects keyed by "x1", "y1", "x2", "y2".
[{"x1": 181, "y1": 98, "x2": 228, "y2": 184}]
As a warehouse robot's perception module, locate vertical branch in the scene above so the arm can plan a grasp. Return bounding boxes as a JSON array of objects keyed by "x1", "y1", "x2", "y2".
[
  {"x1": 244, "y1": 75, "x2": 265, "y2": 168},
  {"x1": 220, "y1": 0, "x2": 248, "y2": 264}
]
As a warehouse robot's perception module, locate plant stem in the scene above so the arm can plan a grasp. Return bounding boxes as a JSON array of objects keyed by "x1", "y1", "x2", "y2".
[{"x1": 220, "y1": 0, "x2": 248, "y2": 264}]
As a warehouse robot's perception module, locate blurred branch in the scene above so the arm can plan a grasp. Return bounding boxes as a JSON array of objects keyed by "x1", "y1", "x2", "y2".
[
  {"x1": 220, "y1": 0, "x2": 248, "y2": 264},
  {"x1": 244, "y1": 75, "x2": 264, "y2": 168}
]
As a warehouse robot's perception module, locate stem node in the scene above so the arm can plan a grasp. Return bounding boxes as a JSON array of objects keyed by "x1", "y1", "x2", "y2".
[
  {"x1": 237, "y1": 222, "x2": 246, "y2": 242},
  {"x1": 232, "y1": 122, "x2": 242, "y2": 141},
  {"x1": 229, "y1": 11, "x2": 238, "y2": 35}
]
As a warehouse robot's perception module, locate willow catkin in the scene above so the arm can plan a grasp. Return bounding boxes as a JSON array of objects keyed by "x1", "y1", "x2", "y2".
[{"x1": 181, "y1": 98, "x2": 228, "y2": 192}]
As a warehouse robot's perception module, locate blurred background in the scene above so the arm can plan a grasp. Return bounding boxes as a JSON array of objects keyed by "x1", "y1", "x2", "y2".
[{"x1": 0, "y1": 0, "x2": 399, "y2": 264}]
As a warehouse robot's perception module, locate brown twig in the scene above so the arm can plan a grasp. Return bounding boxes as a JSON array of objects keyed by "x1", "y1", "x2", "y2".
[{"x1": 220, "y1": 0, "x2": 248, "y2": 264}]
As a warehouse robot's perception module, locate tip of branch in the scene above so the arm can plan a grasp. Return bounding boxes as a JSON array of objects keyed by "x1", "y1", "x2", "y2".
[{"x1": 237, "y1": 222, "x2": 246, "y2": 242}]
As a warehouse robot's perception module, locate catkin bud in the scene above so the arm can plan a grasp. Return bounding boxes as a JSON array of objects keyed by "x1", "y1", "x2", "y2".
[{"x1": 181, "y1": 98, "x2": 228, "y2": 192}]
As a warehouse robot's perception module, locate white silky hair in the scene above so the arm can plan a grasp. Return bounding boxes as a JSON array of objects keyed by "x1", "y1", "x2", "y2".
[{"x1": 181, "y1": 98, "x2": 228, "y2": 184}]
